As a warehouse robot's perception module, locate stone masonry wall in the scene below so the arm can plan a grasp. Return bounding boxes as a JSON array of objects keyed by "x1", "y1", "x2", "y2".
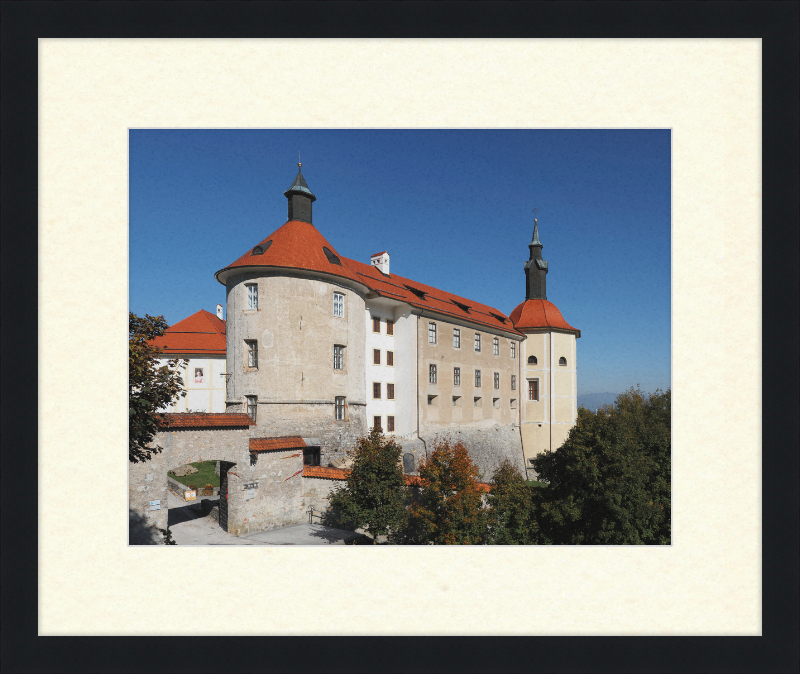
[{"x1": 395, "y1": 424, "x2": 526, "y2": 483}]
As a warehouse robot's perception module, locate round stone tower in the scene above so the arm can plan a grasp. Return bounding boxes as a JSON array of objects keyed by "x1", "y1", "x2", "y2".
[{"x1": 214, "y1": 165, "x2": 370, "y2": 455}]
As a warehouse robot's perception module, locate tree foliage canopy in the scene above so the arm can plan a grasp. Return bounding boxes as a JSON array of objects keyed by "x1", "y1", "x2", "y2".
[
  {"x1": 129, "y1": 313, "x2": 187, "y2": 463},
  {"x1": 485, "y1": 460, "x2": 540, "y2": 545},
  {"x1": 327, "y1": 429, "x2": 407, "y2": 542},
  {"x1": 406, "y1": 439, "x2": 487, "y2": 545},
  {"x1": 532, "y1": 387, "x2": 671, "y2": 544}
]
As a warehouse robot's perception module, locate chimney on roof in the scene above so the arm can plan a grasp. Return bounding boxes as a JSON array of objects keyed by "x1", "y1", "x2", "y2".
[
  {"x1": 283, "y1": 162, "x2": 316, "y2": 224},
  {"x1": 371, "y1": 251, "x2": 390, "y2": 275},
  {"x1": 216, "y1": 304, "x2": 223, "y2": 320}
]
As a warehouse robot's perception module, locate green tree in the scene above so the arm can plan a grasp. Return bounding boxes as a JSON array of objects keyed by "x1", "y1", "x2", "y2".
[
  {"x1": 327, "y1": 429, "x2": 407, "y2": 543},
  {"x1": 532, "y1": 387, "x2": 671, "y2": 545},
  {"x1": 129, "y1": 313, "x2": 187, "y2": 463},
  {"x1": 406, "y1": 439, "x2": 487, "y2": 545},
  {"x1": 485, "y1": 460, "x2": 540, "y2": 545}
]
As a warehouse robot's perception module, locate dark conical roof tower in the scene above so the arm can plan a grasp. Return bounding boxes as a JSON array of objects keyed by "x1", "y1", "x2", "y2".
[
  {"x1": 284, "y1": 163, "x2": 316, "y2": 224},
  {"x1": 523, "y1": 215, "x2": 548, "y2": 300}
]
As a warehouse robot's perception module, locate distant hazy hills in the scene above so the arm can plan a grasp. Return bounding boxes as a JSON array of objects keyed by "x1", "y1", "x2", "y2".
[{"x1": 577, "y1": 392, "x2": 619, "y2": 410}]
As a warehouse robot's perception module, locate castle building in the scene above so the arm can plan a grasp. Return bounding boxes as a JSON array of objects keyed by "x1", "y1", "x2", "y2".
[
  {"x1": 130, "y1": 165, "x2": 580, "y2": 539},
  {"x1": 150, "y1": 307, "x2": 227, "y2": 413}
]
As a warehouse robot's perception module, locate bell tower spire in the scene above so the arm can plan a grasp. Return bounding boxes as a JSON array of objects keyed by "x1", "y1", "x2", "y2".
[
  {"x1": 524, "y1": 210, "x2": 548, "y2": 300},
  {"x1": 284, "y1": 162, "x2": 316, "y2": 224}
]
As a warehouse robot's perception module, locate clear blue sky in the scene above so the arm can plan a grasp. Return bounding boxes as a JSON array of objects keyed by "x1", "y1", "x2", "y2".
[{"x1": 130, "y1": 129, "x2": 671, "y2": 396}]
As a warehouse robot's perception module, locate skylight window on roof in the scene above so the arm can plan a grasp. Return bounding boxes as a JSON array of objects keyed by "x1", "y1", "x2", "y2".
[
  {"x1": 404, "y1": 285, "x2": 427, "y2": 300},
  {"x1": 323, "y1": 246, "x2": 342, "y2": 266},
  {"x1": 452, "y1": 300, "x2": 470, "y2": 313},
  {"x1": 251, "y1": 240, "x2": 273, "y2": 256}
]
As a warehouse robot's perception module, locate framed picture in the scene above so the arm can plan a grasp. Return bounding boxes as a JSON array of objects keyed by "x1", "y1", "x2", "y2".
[{"x1": 194, "y1": 368, "x2": 204, "y2": 383}]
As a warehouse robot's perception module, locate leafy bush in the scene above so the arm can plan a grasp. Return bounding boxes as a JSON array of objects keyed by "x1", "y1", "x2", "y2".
[
  {"x1": 532, "y1": 387, "x2": 671, "y2": 545},
  {"x1": 405, "y1": 439, "x2": 487, "y2": 545},
  {"x1": 327, "y1": 429, "x2": 407, "y2": 543},
  {"x1": 486, "y1": 460, "x2": 540, "y2": 545}
]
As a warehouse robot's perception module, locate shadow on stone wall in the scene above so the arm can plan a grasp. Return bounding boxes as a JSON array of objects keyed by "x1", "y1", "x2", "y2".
[{"x1": 129, "y1": 509, "x2": 163, "y2": 545}]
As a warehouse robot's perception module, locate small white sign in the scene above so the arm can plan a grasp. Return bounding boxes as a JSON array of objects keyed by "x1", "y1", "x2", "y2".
[
  {"x1": 150, "y1": 500, "x2": 161, "y2": 511},
  {"x1": 185, "y1": 490, "x2": 197, "y2": 501},
  {"x1": 246, "y1": 489, "x2": 255, "y2": 501}
]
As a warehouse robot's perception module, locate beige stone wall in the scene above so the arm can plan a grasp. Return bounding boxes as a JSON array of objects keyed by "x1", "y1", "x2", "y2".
[
  {"x1": 519, "y1": 329, "x2": 578, "y2": 473},
  {"x1": 416, "y1": 314, "x2": 523, "y2": 435},
  {"x1": 224, "y1": 272, "x2": 369, "y2": 451}
]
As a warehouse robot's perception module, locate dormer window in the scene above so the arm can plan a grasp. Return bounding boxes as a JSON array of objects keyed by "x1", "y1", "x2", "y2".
[
  {"x1": 323, "y1": 246, "x2": 342, "y2": 266},
  {"x1": 251, "y1": 240, "x2": 272, "y2": 256},
  {"x1": 405, "y1": 285, "x2": 427, "y2": 300},
  {"x1": 452, "y1": 300, "x2": 470, "y2": 313}
]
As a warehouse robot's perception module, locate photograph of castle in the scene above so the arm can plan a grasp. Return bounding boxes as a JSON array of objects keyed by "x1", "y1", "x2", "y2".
[{"x1": 129, "y1": 130, "x2": 670, "y2": 544}]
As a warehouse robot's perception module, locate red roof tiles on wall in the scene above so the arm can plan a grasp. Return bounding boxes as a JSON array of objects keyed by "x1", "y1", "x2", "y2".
[
  {"x1": 250, "y1": 437, "x2": 307, "y2": 452},
  {"x1": 509, "y1": 299, "x2": 580, "y2": 335},
  {"x1": 151, "y1": 309, "x2": 226, "y2": 355},
  {"x1": 158, "y1": 413, "x2": 254, "y2": 428}
]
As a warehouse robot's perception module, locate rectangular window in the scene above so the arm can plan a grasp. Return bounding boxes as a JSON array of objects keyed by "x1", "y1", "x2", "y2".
[
  {"x1": 372, "y1": 316, "x2": 381, "y2": 333},
  {"x1": 373, "y1": 349, "x2": 381, "y2": 365},
  {"x1": 386, "y1": 320, "x2": 394, "y2": 335},
  {"x1": 429, "y1": 322, "x2": 437, "y2": 344},
  {"x1": 303, "y1": 447, "x2": 321, "y2": 466},
  {"x1": 246, "y1": 395, "x2": 257, "y2": 422},
  {"x1": 373, "y1": 382, "x2": 382, "y2": 399},
  {"x1": 511, "y1": 375, "x2": 516, "y2": 391},
  {"x1": 387, "y1": 416, "x2": 395, "y2": 432},
  {"x1": 453, "y1": 328, "x2": 461, "y2": 348},
  {"x1": 333, "y1": 292, "x2": 344, "y2": 317},
  {"x1": 373, "y1": 415, "x2": 382, "y2": 431},
  {"x1": 494, "y1": 372, "x2": 500, "y2": 389},
  {"x1": 333, "y1": 345, "x2": 344, "y2": 370},
  {"x1": 493, "y1": 337, "x2": 499, "y2": 356},
  {"x1": 453, "y1": 367, "x2": 461, "y2": 386},
  {"x1": 474, "y1": 333, "x2": 481, "y2": 352},
  {"x1": 429, "y1": 364, "x2": 437, "y2": 384},
  {"x1": 387, "y1": 350, "x2": 394, "y2": 366},
  {"x1": 335, "y1": 396, "x2": 346, "y2": 420},
  {"x1": 246, "y1": 284, "x2": 258, "y2": 311},
  {"x1": 475, "y1": 370, "x2": 481, "y2": 387},
  {"x1": 528, "y1": 379, "x2": 540, "y2": 402},
  {"x1": 510, "y1": 342, "x2": 516, "y2": 359},
  {"x1": 246, "y1": 340, "x2": 258, "y2": 368},
  {"x1": 387, "y1": 383, "x2": 395, "y2": 400}
]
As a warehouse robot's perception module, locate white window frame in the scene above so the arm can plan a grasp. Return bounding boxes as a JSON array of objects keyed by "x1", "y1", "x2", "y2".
[
  {"x1": 246, "y1": 283, "x2": 258, "y2": 311},
  {"x1": 474, "y1": 333, "x2": 481, "y2": 352},
  {"x1": 510, "y1": 342, "x2": 516, "y2": 359},
  {"x1": 493, "y1": 337, "x2": 499, "y2": 356},
  {"x1": 493, "y1": 372, "x2": 500, "y2": 389},
  {"x1": 246, "y1": 340, "x2": 258, "y2": 368},
  {"x1": 333, "y1": 292, "x2": 344, "y2": 317},
  {"x1": 511, "y1": 375, "x2": 516, "y2": 391},
  {"x1": 246, "y1": 395, "x2": 257, "y2": 421},
  {"x1": 429, "y1": 322, "x2": 437, "y2": 344},
  {"x1": 528, "y1": 378, "x2": 540, "y2": 402},
  {"x1": 475, "y1": 369, "x2": 481, "y2": 387},
  {"x1": 429, "y1": 364, "x2": 437, "y2": 384},
  {"x1": 335, "y1": 396, "x2": 346, "y2": 421},
  {"x1": 453, "y1": 328, "x2": 461, "y2": 349},
  {"x1": 333, "y1": 345, "x2": 344, "y2": 370},
  {"x1": 453, "y1": 366, "x2": 461, "y2": 387}
]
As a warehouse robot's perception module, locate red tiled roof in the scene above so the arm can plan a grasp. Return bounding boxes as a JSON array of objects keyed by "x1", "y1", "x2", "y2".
[
  {"x1": 371, "y1": 250, "x2": 388, "y2": 257},
  {"x1": 344, "y1": 257, "x2": 522, "y2": 336},
  {"x1": 250, "y1": 436, "x2": 307, "y2": 452},
  {"x1": 303, "y1": 465, "x2": 351, "y2": 480},
  {"x1": 151, "y1": 309, "x2": 226, "y2": 355},
  {"x1": 215, "y1": 220, "x2": 520, "y2": 336},
  {"x1": 158, "y1": 413, "x2": 254, "y2": 428},
  {"x1": 509, "y1": 299, "x2": 580, "y2": 336},
  {"x1": 216, "y1": 220, "x2": 365, "y2": 287},
  {"x1": 301, "y1": 466, "x2": 491, "y2": 492}
]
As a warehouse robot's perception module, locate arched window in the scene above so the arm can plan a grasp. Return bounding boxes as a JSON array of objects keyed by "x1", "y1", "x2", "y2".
[
  {"x1": 559, "y1": 357, "x2": 567, "y2": 366},
  {"x1": 528, "y1": 355, "x2": 537, "y2": 364}
]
